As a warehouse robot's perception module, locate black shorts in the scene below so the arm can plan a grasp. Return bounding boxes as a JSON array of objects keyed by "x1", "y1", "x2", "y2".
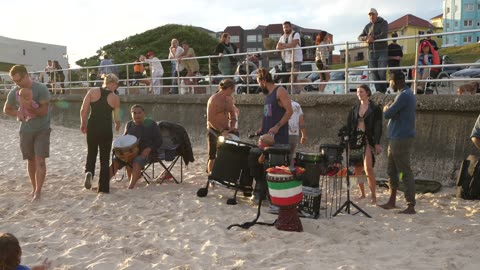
[{"x1": 207, "y1": 128, "x2": 221, "y2": 160}]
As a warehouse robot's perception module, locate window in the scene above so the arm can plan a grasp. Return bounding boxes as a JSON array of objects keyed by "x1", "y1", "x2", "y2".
[
  {"x1": 463, "y1": 36, "x2": 472, "y2": 43},
  {"x1": 446, "y1": 7, "x2": 450, "y2": 13},
  {"x1": 465, "y1": 4, "x2": 474, "y2": 11},
  {"x1": 257, "y1": 35, "x2": 262, "y2": 42},
  {"x1": 455, "y1": 21, "x2": 459, "y2": 27},
  {"x1": 446, "y1": 22, "x2": 450, "y2": 28},
  {"x1": 230, "y1": 35, "x2": 240, "y2": 43},
  {"x1": 464, "y1": 20, "x2": 473, "y2": 27},
  {"x1": 269, "y1": 34, "x2": 281, "y2": 41},
  {"x1": 247, "y1": 35, "x2": 257, "y2": 42}
]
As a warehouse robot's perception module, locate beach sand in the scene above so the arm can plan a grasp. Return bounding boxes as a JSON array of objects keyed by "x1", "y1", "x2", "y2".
[{"x1": 1, "y1": 118, "x2": 480, "y2": 270}]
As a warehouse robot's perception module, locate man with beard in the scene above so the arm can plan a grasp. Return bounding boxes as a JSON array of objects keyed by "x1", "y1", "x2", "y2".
[
  {"x1": 250, "y1": 68, "x2": 293, "y2": 204},
  {"x1": 255, "y1": 68, "x2": 293, "y2": 144},
  {"x1": 379, "y1": 70, "x2": 416, "y2": 214},
  {"x1": 276, "y1": 21, "x2": 303, "y2": 94}
]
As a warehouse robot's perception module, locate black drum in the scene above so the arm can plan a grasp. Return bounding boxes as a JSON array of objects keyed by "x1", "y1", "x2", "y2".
[
  {"x1": 264, "y1": 145, "x2": 291, "y2": 168},
  {"x1": 209, "y1": 141, "x2": 252, "y2": 191},
  {"x1": 295, "y1": 151, "x2": 324, "y2": 187},
  {"x1": 319, "y1": 144, "x2": 343, "y2": 166}
]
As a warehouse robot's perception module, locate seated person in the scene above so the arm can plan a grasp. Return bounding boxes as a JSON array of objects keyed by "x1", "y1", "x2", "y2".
[
  {"x1": 0, "y1": 232, "x2": 51, "y2": 270},
  {"x1": 416, "y1": 40, "x2": 440, "y2": 92},
  {"x1": 16, "y1": 88, "x2": 39, "y2": 122},
  {"x1": 109, "y1": 104, "x2": 162, "y2": 189},
  {"x1": 257, "y1": 133, "x2": 275, "y2": 164}
]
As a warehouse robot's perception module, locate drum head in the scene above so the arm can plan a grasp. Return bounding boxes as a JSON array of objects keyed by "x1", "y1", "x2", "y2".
[
  {"x1": 113, "y1": 135, "x2": 137, "y2": 148},
  {"x1": 296, "y1": 151, "x2": 323, "y2": 163},
  {"x1": 225, "y1": 133, "x2": 240, "y2": 141}
]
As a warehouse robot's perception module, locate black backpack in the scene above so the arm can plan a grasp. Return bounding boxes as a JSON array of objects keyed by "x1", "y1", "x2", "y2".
[
  {"x1": 293, "y1": 31, "x2": 306, "y2": 58},
  {"x1": 456, "y1": 155, "x2": 480, "y2": 200}
]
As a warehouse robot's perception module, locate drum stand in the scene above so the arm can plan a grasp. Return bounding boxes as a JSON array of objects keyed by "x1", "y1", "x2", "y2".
[{"x1": 333, "y1": 139, "x2": 371, "y2": 218}]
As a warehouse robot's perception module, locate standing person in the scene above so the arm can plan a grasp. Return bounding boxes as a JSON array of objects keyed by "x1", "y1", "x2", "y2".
[
  {"x1": 168, "y1": 38, "x2": 184, "y2": 94},
  {"x1": 358, "y1": 8, "x2": 389, "y2": 93},
  {"x1": 52, "y1": 60, "x2": 65, "y2": 94},
  {"x1": 276, "y1": 21, "x2": 303, "y2": 94},
  {"x1": 379, "y1": 70, "x2": 417, "y2": 214},
  {"x1": 206, "y1": 79, "x2": 238, "y2": 174},
  {"x1": 44, "y1": 60, "x2": 54, "y2": 89},
  {"x1": 80, "y1": 73, "x2": 121, "y2": 193},
  {"x1": 145, "y1": 51, "x2": 165, "y2": 95},
  {"x1": 288, "y1": 100, "x2": 307, "y2": 165},
  {"x1": 346, "y1": 84, "x2": 383, "y2": 204},
  {"x1": 99, "y1": 54, "x2": 118, "y2": 78},
  {"x1": 109, "y1": 104, "x2": 162, "y2": 189},
  {"x1": 388, "y1": 32, "x2": 403, "y2": 68},
  {"x1": 315, "y1": 31, "x2": 333, "y2": 92},
  {"x1": 255, "y1": 68, "x2": 293, "y2": 144},
  {"x1": 3, "y1": 65, "x2": 51, "y2": 202},
  {"x1": 179, "y1": 41, "x2": 200, "y2": 92},
  {"x1": 214, "y1": 33, "x2": 238, "y2": 76}
]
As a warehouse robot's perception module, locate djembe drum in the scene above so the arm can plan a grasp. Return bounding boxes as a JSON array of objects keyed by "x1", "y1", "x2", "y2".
[
  {"x1": 113, "y1": 135, "x2": 139, "y2": 163},
  {"x1": 266, "y1": 171, "x2": 303, "y2": 232}
]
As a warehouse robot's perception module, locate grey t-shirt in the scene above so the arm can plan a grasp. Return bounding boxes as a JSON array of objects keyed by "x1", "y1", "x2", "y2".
[{"x1": 6, "y1": 81, "x2": 51, "y2": 133}]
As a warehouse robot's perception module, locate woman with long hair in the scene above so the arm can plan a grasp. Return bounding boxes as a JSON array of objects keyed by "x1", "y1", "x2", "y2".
[
  {"x1": 346, "y1": 84, "x2": 383, "y2": 204},
  {"x1": 214, "y1": 33, "x2": 238, "y2": 76}
]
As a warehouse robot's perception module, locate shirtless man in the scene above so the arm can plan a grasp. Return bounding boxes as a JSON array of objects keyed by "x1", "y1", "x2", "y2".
[{"x1": 206, "y1": 78, "x2": 238, "y2": 174}]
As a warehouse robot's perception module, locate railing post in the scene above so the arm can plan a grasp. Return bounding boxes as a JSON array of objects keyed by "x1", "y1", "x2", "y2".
[
  {"x1": 344, "y1": 41, "x2": 350, "y2": 94},
  {"x1": 126, "y1": 63, "x2": 130, "y2": 95},
  {"x1": 208, "y1": 56, "x2": 212, "y2": 95},
  {"x1": 289, "y1": 47, "x2": 294, "y2": 94},
  {"x1": 413, "y1": 38, "x2": 420, "y2": 95},
  {"x1": 246, "y1": 53, "x2": 250, "y2": 94}
]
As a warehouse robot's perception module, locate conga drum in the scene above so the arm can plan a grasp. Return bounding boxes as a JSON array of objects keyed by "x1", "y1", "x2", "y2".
[
  {"x1": 113, "y1": 135, "x2": 139, "y2": 163},
  {"x1": 266, "y1": 171, "x2": 303, "y2": 232},
  {"x1": 295, "y1": 151, "x2": 324, "y2": 219}
]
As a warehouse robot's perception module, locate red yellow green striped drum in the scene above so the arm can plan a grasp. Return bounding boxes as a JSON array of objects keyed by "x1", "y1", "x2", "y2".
[{"x1": 266, "y1": 173, "x2": 303, "y2": 207}]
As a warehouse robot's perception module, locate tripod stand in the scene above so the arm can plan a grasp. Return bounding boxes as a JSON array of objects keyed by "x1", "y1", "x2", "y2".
[{"x1": 333, "y1": 135, "x2": 371, "y2": 218}]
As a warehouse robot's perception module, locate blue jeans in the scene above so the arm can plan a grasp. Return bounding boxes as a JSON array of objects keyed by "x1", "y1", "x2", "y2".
[
  {"x1": 368, "y1": 50, "x2": 388, "y2": 93},
  {"x1": 171, "y1": 63, "x2": 178, "y2": 94}
]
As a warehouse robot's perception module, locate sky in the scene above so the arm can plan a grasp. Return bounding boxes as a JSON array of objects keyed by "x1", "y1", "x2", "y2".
[{"x1": 1, "y1": 0, "x2": 443, "y2": 67}]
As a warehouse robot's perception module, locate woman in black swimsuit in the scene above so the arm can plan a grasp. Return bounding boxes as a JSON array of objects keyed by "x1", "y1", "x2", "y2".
[{"x1": 346, "y1": 84, "x2": 383, "y2": 204}]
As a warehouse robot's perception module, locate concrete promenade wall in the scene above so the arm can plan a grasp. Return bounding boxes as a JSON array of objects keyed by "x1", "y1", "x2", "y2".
[{"x1": 2, "y1": 93, "x2": 480, "y2": 186}]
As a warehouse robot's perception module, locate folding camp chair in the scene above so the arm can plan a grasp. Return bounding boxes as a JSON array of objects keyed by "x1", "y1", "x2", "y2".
[{"x1": 142, "y1": 122, "x2": 184, "y2": 184}]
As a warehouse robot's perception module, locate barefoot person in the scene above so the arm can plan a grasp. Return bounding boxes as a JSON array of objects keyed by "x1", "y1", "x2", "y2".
[
  {"x1": 379, "y1": 70, "x2": 417, "y2": 214},
  {"x1": 206, "y1": 78, "x2": 238, "y2": 174},
  {"x1": 80, "y1": 74, "x2": 121, "y2": 193},
  {"x1": 3, "y1": 65, "x2": 51, "y2": 202},
  {"x1": 346, "y1": 84, "x2": 382, "y2": 204}
]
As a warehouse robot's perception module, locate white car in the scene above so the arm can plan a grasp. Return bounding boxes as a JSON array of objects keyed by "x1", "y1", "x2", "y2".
[{"x1": 322, "y1": 67, "x2": 376, "y2": 94}]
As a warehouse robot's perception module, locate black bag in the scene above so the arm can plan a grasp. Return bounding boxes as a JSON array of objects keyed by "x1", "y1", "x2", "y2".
[{"x1": 456, "y1": 155, "x2": 480, "y2": 200}]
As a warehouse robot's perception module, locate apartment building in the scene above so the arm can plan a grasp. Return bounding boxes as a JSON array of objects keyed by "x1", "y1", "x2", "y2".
[{"x1": 443, "y1": 0, "x2": 480, "y2": 46}]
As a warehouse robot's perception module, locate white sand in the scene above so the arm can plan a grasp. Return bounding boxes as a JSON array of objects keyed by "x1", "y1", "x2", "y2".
[{"x1": 1, "y1": 118, "x2": 480, "y2": 270}]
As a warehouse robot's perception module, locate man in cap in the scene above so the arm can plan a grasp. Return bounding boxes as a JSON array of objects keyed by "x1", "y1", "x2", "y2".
[
  {"x1": 379, "y1": 70, "x2": 417, "y2": 214},
  {"x1": 358, "y1": 8, "x2": 389, "y2": 93}
]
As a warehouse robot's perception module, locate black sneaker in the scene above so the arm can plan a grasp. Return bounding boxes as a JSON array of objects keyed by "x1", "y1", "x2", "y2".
[{"x1": 84, "y1": 172, "x2": 92, "y2": 189}]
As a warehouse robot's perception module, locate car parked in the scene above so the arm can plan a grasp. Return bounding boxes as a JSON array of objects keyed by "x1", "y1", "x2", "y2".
[{"x1": 450, "y1": 59, "x2": 480, "y2": 79}]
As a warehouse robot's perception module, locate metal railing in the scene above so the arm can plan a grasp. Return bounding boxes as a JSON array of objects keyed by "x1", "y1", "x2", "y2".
[{"x1": 1, "y1": 29, "x2": 479, "y2": 96}]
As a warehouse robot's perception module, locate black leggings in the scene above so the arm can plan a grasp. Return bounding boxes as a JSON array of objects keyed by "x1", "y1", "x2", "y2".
[{"x1": 85, "y1": 130, "x2": 113, "y2": 193}]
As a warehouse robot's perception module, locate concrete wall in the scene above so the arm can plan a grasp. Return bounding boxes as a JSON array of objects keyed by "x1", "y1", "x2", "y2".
[{"x1": 1, "y1": 93, "x2": 480, "y2": 186}]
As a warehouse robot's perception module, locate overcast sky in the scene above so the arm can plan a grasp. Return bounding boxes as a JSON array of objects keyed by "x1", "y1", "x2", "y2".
[{"x1": 1, "y1": 0, "x2": 442, "y2": 66}]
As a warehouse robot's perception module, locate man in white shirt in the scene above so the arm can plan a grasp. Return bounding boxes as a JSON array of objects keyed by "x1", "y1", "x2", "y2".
[
  {"x1": 145, "y1": 51, "x2": 165, "y2": 95},
  {"x1": 276, "y1": 21, "x2": 303, "y2": 94},
  {"x1": 288, "y1": 100, "x2": 306, "y2": 165}
]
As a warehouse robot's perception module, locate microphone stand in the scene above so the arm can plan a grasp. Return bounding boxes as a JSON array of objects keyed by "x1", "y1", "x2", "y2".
[{"x1": 333, "y1": 134, "x2": 371, "y2": 218}]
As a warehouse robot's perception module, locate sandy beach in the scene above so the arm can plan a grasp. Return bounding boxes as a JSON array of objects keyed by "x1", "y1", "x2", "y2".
[{"x1": 1, "y1": 118, "x2": 480, "y2": 270}]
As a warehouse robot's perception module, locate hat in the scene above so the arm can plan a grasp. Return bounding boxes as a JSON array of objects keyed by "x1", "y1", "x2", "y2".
[
  {"x1": 426, "y1": 30, "x2": 433, "y2": 34},
  {"x1": 368, "y1": 8, "x2": 378, "y2": 15},
  {"x1": 146, "y1": 51, "x2": 154, "y2": 57},
  {"x1": 390, "y1": 70, "x2": 405, "y2": 81},
  {"x1": 391, "y1": 32, "x2": 398, "y2": 38}
]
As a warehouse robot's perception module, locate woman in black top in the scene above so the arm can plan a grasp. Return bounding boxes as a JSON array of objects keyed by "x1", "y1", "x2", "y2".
[
  {"x1": 214, "y1": 33, "x2": 238, "y2": 76},
  {"x1": 346, "y1": 84, "x2": 383, "y2": 204}
]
